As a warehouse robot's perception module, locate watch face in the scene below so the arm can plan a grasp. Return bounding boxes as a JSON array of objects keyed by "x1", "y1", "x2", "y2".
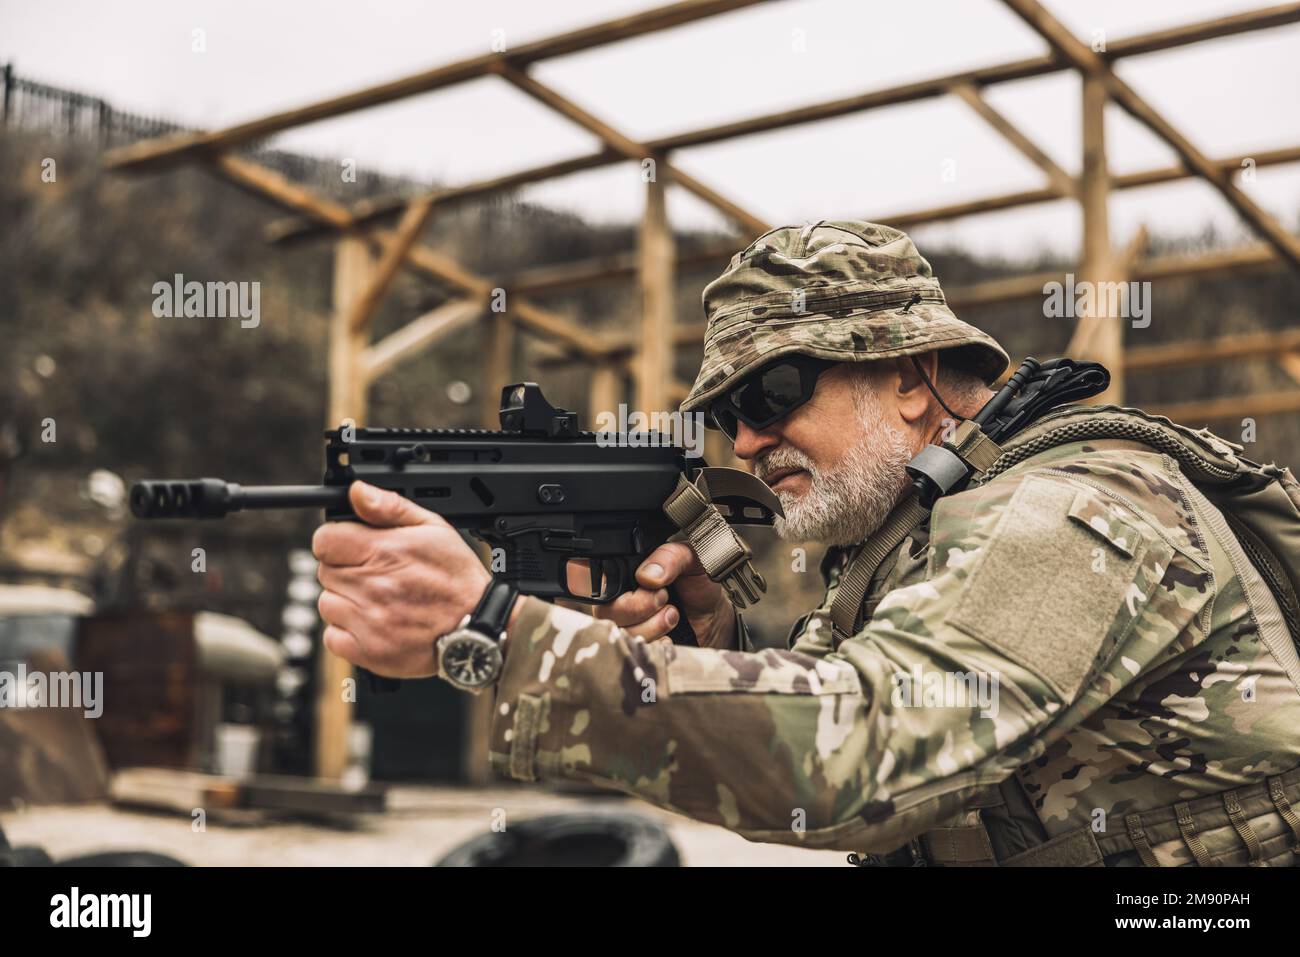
[{"x1": 440, "y1": 631, "x2": 503, "y2": 690}]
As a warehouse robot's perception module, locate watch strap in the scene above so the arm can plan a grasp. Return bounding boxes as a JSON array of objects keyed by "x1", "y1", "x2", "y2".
[{"x1": 469, "y1": 577, "x2": 518, "y2": 640}]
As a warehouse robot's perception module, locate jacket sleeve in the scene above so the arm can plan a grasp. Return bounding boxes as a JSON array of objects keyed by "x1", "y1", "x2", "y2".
[{"x1": 487, "y1": 464, "x2": 1203, "y2": 852}]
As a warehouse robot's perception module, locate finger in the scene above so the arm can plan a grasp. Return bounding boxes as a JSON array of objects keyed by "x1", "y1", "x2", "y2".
[
  {"x1": 317, "y1": 588, "x2": 364, "y2": 633},
  {"x1": 349, "y1": 481, "x2": 446, "y2": 530},
  {"x1": 635, "y1": 542, "x2": 703, "y2": 589},
  {"x1": 312, "y1": 522, "x2": 375, "y2": 567},
  {"x1": 620, "y1": 604, "x2": 680, "y2": 641},
  {"x1": 591, "y1": 586, "x2": 669, "y2": 627},
  {"x1": 321, "y1": 625, "x2": 366, "y2": 667},
  {"x1": 316, "y1": 563, "x2": 371, "y2": 604},
  {"x1": 564, "y1": 559, "x2": 601, "y2": 600}
]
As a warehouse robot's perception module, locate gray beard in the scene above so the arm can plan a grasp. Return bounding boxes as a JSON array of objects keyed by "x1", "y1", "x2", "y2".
[{"x1": 760, "y1": 396, "x2": 916, "y2": 547}]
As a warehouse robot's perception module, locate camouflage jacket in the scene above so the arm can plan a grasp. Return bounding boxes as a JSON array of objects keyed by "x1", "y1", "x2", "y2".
[{"x1": 488, "y1": 435, "x2": 1300, "y2": 858}]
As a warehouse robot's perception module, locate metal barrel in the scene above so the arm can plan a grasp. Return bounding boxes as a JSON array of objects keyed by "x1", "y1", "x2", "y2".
[
  {"x1": 130, "y1": 479, "x2": 347, "y2": 518},
  {"x1": 239, "y1": 485, "x2": 349, "y2": 510}
]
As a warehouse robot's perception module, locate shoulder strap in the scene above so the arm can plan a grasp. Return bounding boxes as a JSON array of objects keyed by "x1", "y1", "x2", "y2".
[
  {"x1": 829, "y1": 420, "x2": 1002, "y2": 642},
  {"x1": 978, "y1": 403, "x2": 1242, "y2": 486},
  {"x1": 828, "y1": 491, "x2": 929, "y2": 641}
]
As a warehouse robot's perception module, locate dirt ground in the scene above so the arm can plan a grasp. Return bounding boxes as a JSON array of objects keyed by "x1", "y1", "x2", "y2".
[{"x1": 0, "y1": 784, "x2": 848, "y2": 867}]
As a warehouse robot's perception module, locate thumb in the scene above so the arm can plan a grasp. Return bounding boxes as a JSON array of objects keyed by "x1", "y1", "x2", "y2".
[{"x1": 349, "y1": 481, "x2": 441, "y2": 528}]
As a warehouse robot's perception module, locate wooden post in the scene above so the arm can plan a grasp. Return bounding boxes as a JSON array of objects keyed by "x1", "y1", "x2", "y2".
[
  {"x1": 1278, "y1": 353, "x2": 1300, "y2": 387},
  {"x1": 461, "y1": 309, "x2": 516, "y2": 785},
  {"x1": 480, "y1": 310, "x2": 515, "y2": 428},
  {"x1": 315, "y1": 235, "x2": 375, "y2": 780},
  {"x1": 2, "y1": 64, "x2": 13, "y2": 125},
  {"x1": 1074, "y1": 73, "x2": 1123, "y2": 405},
  {"x1": 590, "y1": 363, "x2": 622, "y2": 428},
  {"x1": 636, "y1": 174, "x2": 674, "y2": 415}
]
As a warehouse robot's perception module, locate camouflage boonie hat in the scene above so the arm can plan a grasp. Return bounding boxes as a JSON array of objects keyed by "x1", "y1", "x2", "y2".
[{"x1": 680, "y1": 220, "x2": 1010, "y2": 413}]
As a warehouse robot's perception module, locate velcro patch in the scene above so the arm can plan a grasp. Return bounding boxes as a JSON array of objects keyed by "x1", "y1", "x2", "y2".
[
  {"x1": 1067, "y1": 488, "x2": 1142, "y2": 558},
  {"x1": 948, "y1": 476, "x2": 1168, "y2": 702},
  {"x1": 508, "y1": 693, "x2": 549, "y2": 782}
]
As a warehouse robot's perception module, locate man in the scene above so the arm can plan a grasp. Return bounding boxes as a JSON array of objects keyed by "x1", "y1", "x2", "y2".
[{"x1": 313, "y1": 221, "x2": 1300, "y2": 866}]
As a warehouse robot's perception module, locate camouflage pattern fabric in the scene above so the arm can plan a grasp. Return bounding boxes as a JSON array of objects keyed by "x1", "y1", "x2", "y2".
[
  {"x1": 487, "y1": 433, "x2": 1300, "y2": 856},
  {"x1": 679, "y1": 220, "x2": 1008, "y2": 416}
]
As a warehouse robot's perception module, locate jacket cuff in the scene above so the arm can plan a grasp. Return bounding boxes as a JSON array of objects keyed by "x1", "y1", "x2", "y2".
[{"x1": 486, "y1": 595, "x2": 606, "y2": 781}]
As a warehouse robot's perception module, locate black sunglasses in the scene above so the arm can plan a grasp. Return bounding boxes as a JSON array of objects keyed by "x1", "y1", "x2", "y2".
[{"x1": 706, "y1": 354, "x2": 837, "y2": 441}]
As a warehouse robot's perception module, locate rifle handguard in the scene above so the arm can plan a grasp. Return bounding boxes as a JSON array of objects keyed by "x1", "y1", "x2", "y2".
[{"x1": 662, "y1": 469, "x2": 776, "y2": 610}]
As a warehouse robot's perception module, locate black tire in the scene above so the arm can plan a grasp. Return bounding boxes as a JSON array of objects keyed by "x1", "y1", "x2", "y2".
[
  {"x1": 0, "y1": 823, "x2": 55, "y2": 866},
  {"x1": 435, "y1": 811, "x2": 680, "y2": 867},
  {"x1": 0, "y1": 846, "x2": 55, "y2": 867},
  {"x1": 56, "y1": 851, "x2": 186, "y2": 867}
]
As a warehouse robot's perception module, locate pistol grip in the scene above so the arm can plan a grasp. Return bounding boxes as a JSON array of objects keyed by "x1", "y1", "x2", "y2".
[
  {"x1": 665, "y1": 583, "x2": 698, "y2": 647},
  {"x1": 361, "y1": 668, "x2": 401, "y2": 693}
]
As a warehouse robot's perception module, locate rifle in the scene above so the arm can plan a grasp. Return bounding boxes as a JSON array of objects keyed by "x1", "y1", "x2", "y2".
[{"x1": 130, "y1": 383, "x2": 783, "y2": 686}]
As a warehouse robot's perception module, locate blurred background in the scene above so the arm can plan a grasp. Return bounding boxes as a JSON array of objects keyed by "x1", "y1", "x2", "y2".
[{"x1": 0, "y1": 0, "x2": 1297, "y2": 866}]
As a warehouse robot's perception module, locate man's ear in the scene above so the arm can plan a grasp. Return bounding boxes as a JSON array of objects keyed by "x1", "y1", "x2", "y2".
[{"x1": 895, "y1": 353, "x2": 938, "y2": 426}]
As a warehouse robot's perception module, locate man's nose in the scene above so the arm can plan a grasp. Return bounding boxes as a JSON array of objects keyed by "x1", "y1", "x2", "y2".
[{"x1": 731, "y1": 421, "x2": 780, "y2": 461}]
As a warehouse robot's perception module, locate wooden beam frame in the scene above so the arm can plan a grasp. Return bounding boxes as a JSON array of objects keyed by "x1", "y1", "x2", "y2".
[
  {"x1": 500, "y1": 237, "x2": 741, "y2": 297},
  {"x1": 266, "y1": 141, "x2": 1300, "y2": 249},
  {"x1": 494, "y1": 62, "x2": 769, "y2": 237},
  {"x1": 103, "y1": 0, "x2": 774, "y2": 172},
  {"x1": 342, "y1": 195, "x2": 436, "y2": 333},
  {"x1": 877, "y1": 145, "x2": 1300, "y2": 230},
  {"x1": 360, "y1": 298, "x2": 483, "y2": 380},
  {"x1": 650, "y1": 4, "x2": 1300, "y2": 152},
  {"x1": 264, "y1": 151, "x2": 618, "y2": 244},
  {"x1": 206, "y1": 153, "x2": 617, "y2": 362},
  {"x1": 1001, "y1": 0, "x2": 1300, "y2": 273},
  {"x1": 945, "y1": 241, "x2": 1280, "y2": 310},
  {"x1": 948, "y1": 81, "x2": 1077, "y2": 199},
  {"x1": 1150, "y1": 391, "x2": 1300, "y2": 424},
  {"x1": 259, "y1": 8, "x2": 1300, "y2": 246},
  {"x1": 1125, "y1": 327, "x2": 1300, "y2": 371}
]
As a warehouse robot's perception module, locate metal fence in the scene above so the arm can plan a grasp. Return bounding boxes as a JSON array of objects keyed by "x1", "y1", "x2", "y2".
[{"x1": 0, "y1": 63, "x2": 419, "y2": 198}]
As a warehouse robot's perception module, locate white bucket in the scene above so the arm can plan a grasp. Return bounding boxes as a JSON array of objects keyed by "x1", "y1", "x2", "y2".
[{"x1": 214, "y1": 723, "x2": 261, "y2": 778}]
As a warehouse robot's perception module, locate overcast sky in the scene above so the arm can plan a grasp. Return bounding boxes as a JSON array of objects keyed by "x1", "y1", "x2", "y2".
[{"x1": 3, "y1": 0, "x2": 1298, "y2": 259}]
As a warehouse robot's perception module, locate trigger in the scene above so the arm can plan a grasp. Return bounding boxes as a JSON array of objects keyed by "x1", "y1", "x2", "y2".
[{"x1": 589, "y1": 559, "x2": 603, "y2": 599}]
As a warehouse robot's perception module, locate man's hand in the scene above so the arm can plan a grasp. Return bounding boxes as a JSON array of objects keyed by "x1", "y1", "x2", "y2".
[
  {"x1": 312, "y1": 481, "x2": 492, "y2": 678},
  {"x1": 579, "y1": 543, "x2": 737, "y2": 649}
]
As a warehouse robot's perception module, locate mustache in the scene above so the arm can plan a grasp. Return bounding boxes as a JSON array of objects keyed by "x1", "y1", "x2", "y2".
[{"x1": 755, "y1": 446, "x2": 816, "y2": 481}]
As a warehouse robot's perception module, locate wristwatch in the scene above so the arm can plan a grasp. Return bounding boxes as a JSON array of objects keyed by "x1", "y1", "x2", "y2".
[{"x1": 436, "y1": 578, "x2": 518, "y2": 693}]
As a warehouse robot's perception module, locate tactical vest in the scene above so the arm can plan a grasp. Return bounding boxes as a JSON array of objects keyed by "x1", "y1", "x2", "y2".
[{"x1": 835, "y1": 404, "x2": 1300, "y2": 867}]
